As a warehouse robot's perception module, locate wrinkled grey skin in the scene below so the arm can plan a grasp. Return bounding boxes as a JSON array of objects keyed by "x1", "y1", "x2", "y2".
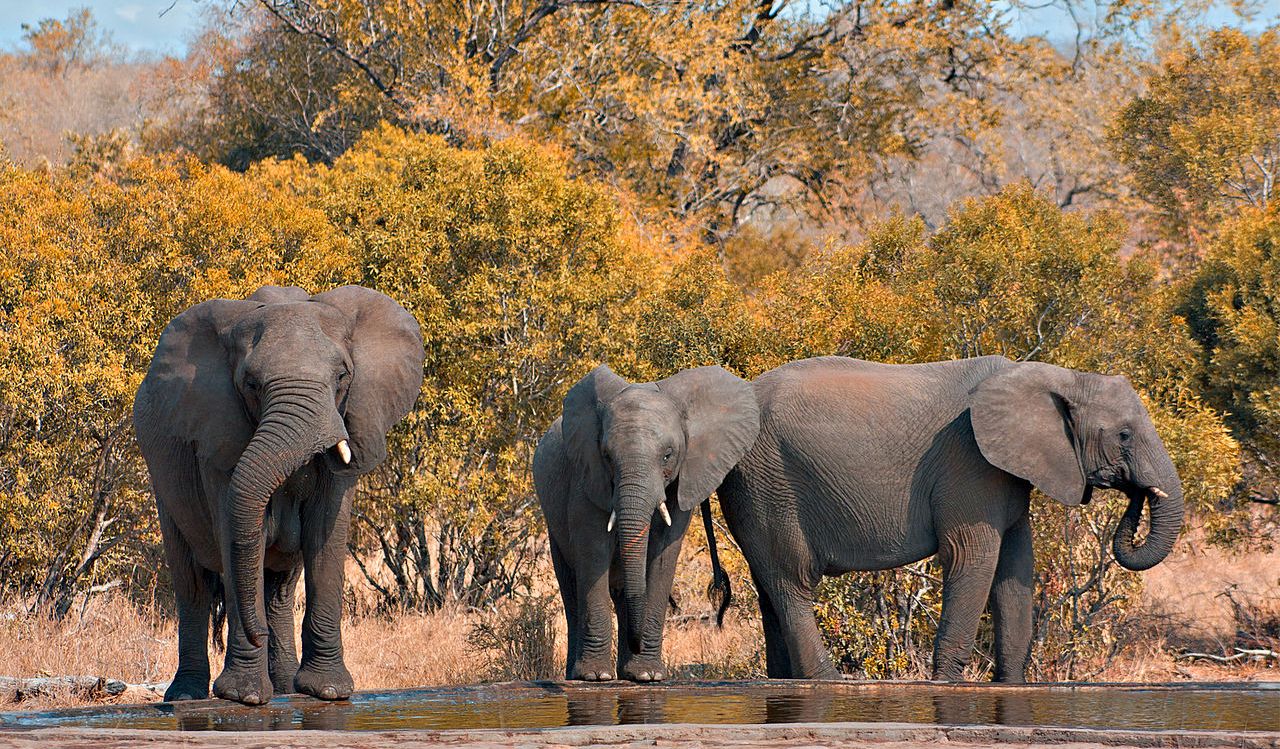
[
  {"x1": 133, "y1": 285, "x2": 423, "y2": 705},
  {"x1": 718, "y1": 356, "x2": 1184, "y2": 682},
  {"x1": 534, "y1": 365, "x2": 759, "y2": 682}
]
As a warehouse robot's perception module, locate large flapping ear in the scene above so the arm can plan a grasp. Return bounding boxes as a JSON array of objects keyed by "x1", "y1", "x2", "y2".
[
  {"x1": 658, "y1": 366, "x2": 760, "y2": 511},
  {"x1": 135, "y1": 298, "x2": 263, "y2": 471},
  {"x1": 312, "y1": 286, "x2": 425, "y2": 474},
  {"x1": 562, "y1": 365, "x2": 630, "y2": 512},
  {"x1": 970, "y1": 361, "x2": 1088, "y2": 506}
]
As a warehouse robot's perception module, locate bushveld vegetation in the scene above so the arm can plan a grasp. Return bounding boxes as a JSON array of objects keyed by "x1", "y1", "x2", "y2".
[{"x1": 0, "y1": 0, "x2": 1277, "y2": 698}]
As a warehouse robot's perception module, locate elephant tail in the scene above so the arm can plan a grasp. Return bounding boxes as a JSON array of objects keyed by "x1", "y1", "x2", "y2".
[
  {"x1": 208, "y1": 570, "x2": 227, "y2": 653},
  {"x1": 702, "y1": 498, "x2": 732, "y2": 628}
]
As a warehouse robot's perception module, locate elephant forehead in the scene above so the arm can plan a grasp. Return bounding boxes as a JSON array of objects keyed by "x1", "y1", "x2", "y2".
[
  {"x1": 603, "y1": 388, "x2": 681, "y2": 432},
  {"x1": 230, "y1": 302, "x2": 351, "y2": 347}
]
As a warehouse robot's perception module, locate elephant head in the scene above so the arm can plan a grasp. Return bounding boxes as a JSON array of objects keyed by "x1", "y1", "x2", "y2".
[
  {"x1": 970, "y1": 362, "x2": 1184, "y2": 571},
  {"x1": 561, "y1": 364, "x2": 759, "y2": 652},
  {"x1": 153, "y1": 285, "x2": 423, "y2": 647}
]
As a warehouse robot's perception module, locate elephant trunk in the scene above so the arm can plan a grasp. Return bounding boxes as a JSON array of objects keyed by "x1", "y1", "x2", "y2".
[
  {"x1": 229, "y1": 382, "x2": 346, "y2": 647},
  {"x1": 1112, "y1": 450, "x2": 1184, "y2": 572},
  {"x1": 615, "y1": 480, "x2": 654, "y2": 656}
]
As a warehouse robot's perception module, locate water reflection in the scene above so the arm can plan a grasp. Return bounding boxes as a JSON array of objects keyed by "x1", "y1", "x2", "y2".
[{"x1": 3, "y1": 681, "x2": 1276, "y2": 733}]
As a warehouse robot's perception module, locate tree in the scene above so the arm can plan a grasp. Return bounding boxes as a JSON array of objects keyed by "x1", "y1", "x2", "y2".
[
  {"x1": 1112, "y1": 27, "x2": 1280, "y2": 243},
  {"x1": 152, "y1": 7, "x2": 392, "y2": 169},
  {"x1": 19, "y1": 8, "x2": 110, "y2": 75},
  {"x1": 240, "y1": 0, "x2": 1161, "y2": 245},
  {"x1": 1177, "y1": 201, "x2": 1280, "y2": 504}
]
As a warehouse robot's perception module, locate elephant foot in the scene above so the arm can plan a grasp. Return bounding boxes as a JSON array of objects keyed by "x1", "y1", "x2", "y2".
[
  {"x1": 295, "y1": 662, "x2": 353, "y2": 701},
  {"x1": 269, "y1": 657, "x2": 300, "y2": 695},
  {"x1": 620, "y1": 656, "x2": 667, "y2": 683},
  {"x1": 570, "y1": 656, "x2": 615, "y2": 682},
  {"x1": 213, "y1": 666, "x2": 272, "y2": 706},
  {"x1": 164, "y1": 672, "x2": 209, "y2": 702}
]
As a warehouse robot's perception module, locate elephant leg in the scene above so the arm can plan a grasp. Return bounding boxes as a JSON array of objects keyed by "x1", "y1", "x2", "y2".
[
  {"x1": 756, "y1": 575, "x2": 836, "y2": 679},
  {"x1": 158, "y1": 511, "x2": 212, "y2": 702},
  {"x1": 990, "y1": 514, "x2": 1033, "y2": 683},
  {"x1": 932, "y1": 524, "x2": 1002, "y2": 681},
  {"x1": 265, "y1": 566, "x2": 302, "y2": 694},
  {"x1": 753, "y1": 573, "x2": 791, "y2": 679},
  {"x1": 619, "y1": 506, "x2": 693, "y2": 682},
  {"x1": 294, "y1": 480, "x2": 355, "y2": 701},
  {"x1": 550, "y1": 538, "x2": 581, "y2": 680},
  {"x1": 572, "y1": 534, "x2": 616, "y2": 681}
]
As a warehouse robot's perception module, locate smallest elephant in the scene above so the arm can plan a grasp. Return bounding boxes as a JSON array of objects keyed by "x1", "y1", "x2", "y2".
[{"x1": 534, "y1": 364, "x2": 759, "y2": 682}]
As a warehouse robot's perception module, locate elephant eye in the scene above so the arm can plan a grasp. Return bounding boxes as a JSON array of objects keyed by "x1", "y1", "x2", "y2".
[
  {"x1": 662, "y1": 449, "x2": 673, "y2": 464},
  {"x1": 244, "y1": 377, "x2": 259, "y2": 392},
  {"x1": 1119, "y1": 428, "x2": 1132, "y2": 442}
]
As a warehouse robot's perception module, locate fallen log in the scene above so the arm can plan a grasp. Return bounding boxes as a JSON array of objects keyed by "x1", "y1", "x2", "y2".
[{"x1": 0, "y1": 675, "x2": 126, "y2": 702}]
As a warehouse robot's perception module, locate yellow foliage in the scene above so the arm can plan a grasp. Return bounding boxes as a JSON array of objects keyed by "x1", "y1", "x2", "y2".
[{"x1": 1112, "y1": 27, "x2": 1280, "y2": 240}]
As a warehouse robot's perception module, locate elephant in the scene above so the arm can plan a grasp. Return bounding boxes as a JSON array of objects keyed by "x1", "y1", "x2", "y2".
[
  {"x1": 716, "y1": 355, "x2": 1184, "y2": 682},
  {"x1": 533, "y1": 364, "x2": 759, "y2": 682},
  {"x1": 133, "y1": 285, "x2": 424, "y2": 705}
]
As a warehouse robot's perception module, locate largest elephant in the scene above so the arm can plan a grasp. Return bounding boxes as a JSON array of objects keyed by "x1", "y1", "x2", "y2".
[
  {"x1": 717, "y1": 355, "x2": 1184, "y2": 682},
  {"x1": 133, "y1": 285, "x2": 424, "y2": 705}
]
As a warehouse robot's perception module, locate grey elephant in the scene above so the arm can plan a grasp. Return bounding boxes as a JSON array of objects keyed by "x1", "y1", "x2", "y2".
[
  {"x1": 533, "y1": 365, "x2": 758, "y2": 681},
  {"x1": 133, "y1": 285, "x2": 424, "y2": 705},
  {"x1": 717, "y1": 355, "x2": 1183, "y2": 682}
]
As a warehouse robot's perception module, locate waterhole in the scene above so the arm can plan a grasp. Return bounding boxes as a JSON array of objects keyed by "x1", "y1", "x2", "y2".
[{"x1": 2, "y1": 681, "x2": 1276, "y2": 733}]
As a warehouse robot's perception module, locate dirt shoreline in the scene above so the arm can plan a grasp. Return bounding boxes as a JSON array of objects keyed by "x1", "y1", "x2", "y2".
[{"x1": 3, "y1": 723, "x2": 1280, "y2": 749}]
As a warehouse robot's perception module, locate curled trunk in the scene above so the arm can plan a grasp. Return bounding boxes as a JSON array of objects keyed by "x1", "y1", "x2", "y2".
[
  {"x1": 229, "y1": 384, "x2": 340, "y2": 647},
  {"x1": 1112, "y1": 457, "x2": 1184, "y2": 571}
]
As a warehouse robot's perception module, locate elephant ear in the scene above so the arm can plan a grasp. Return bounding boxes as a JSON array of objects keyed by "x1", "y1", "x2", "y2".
[
  {"x1": 658, "y1": 366, "x2": 760, "y2": 511},
  {"x1": 312, "y1": 285, "x2": 425, "y2": 474},
  {"x1": 135, "y1": 298, "x2": 262, "y2": 471},
  {"x1": 562, "y1": 364, "x2": 630, "y2": 512},
  {"x1": 970, "y1": 362, "x2": 1088, "y2": 506}
]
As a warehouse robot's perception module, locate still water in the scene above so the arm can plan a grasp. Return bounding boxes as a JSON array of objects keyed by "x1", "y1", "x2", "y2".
[{"x1": 2, "y1": 681, "x2": 1277, "y2": 733}]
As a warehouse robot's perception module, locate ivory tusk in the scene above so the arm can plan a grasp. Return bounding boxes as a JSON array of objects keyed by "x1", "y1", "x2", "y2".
[
  {"x1": 658, "y1": 503, "x2": 672, "y2": 526},
  {"x1": 1149, "y1": 487, "x2": 1169, "y2": 499},
  {"x1": 607, "y1": 510, "x2": 616, "y2": 533},
  {"x1": 336, "y1": 439, "x2": 352, "y2": 465}
]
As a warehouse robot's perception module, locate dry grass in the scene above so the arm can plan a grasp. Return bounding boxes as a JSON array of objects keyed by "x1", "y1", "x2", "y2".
[
  {"x1": 1098, "y1": 528, "x2": 1280, "y2": 683},
  {"x1": 0, "y1": 584, "x2": 759, "y2": 711}
]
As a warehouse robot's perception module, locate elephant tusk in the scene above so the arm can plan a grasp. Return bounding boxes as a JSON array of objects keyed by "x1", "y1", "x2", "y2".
[
  {"x1": 336, "y1": 440, "x2": 352, "y2": 465},
  {"x1": 1149, "y1": 487, "x2": 1169, "y2": 499},
  {"x1": 658, "y1": 503, "x2": 672, "y2": 527},
  {"x1": 607, "y1": 510, "x2": 616, "y2": 533}
]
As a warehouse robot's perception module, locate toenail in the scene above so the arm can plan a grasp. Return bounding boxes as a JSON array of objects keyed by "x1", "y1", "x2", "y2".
[{"x1": 321, "y1": 687, "x2": 337, "y2": 700}]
